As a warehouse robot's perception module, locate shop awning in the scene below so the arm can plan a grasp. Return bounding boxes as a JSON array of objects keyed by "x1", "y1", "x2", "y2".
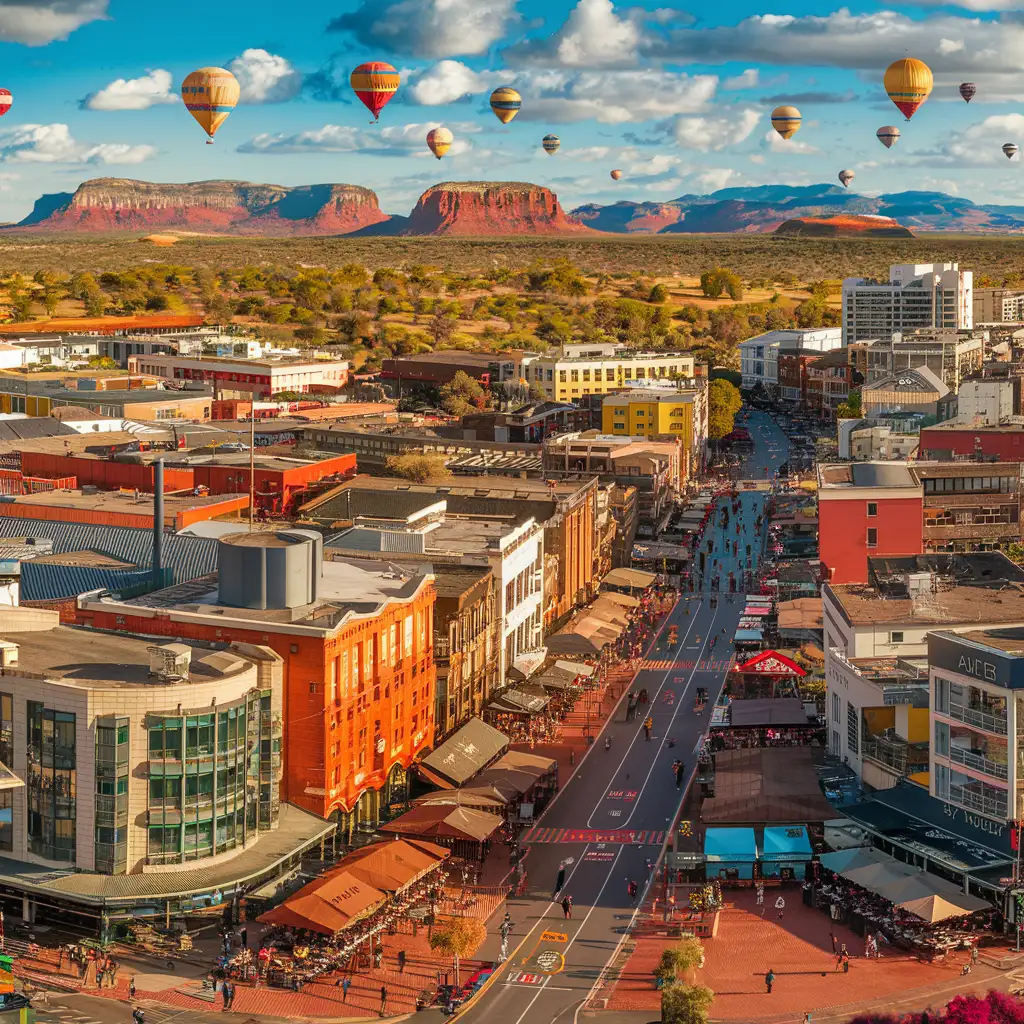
[
  {"x1": 555, "y1": 659, "x2": 595, "y2": 678},
  {"x1": 257, "y1": 869, "x2": 386, "y2": 936},
  {"x1": 899, "y1": 893, "x2": 990, "y2": 922},
  {"x1": 734, "y1": 629, "x2": 763, "y2": 642},
  {"x1": 474, "y1": 750, "x2": 557, "y2": 797},
  {"x1": 602, "y1": 567, "x2": 657, "y2": 590},
  {"x1": 487, "y1": 689, "x2": 551, "y2": 715},
  {"x1": 547, "y1": 596, "x2": 630, "y2": 656},
  {"x1": 413, "y1": 789, "x2": 507, "y2": 812},
  {"x1": 341, "y1": 838, "x2": 450, "y2": 894},
  {"x1": 761, "y1": 826, "x2": 812, "y2": 862},
  {"x1": 418, "y1": 717, "x2": 509, "y2": 789},
  {"x1": 704, "y1": 827, "x2": 757, "y2": 862},
  {"x1": 380, "y1": 805, "x2": 503, "y2": 844},
  {"x1": 601, "y1": 592, "x2": 640, "y2": 610},
  {"x1": 743, "y1": 606, "x2": 771, "y2": 616},
  {"x1": 508, "y1": 647, "x2": 548, "y2": 682},
  {"x1": 819, "y1": 848, "x2": 881, "y2": 874},
  {"x1": 735, "y1": 650, "x2": 808, "y2": 677}
]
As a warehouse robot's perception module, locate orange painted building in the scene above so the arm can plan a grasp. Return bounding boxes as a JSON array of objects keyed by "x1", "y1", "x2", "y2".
[{"x1": 77, "y1": 536, "x2": 436, "y2": 832}]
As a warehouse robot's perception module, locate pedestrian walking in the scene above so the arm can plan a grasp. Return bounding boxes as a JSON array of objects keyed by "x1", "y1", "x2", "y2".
[
  {"x1": 830, "y1": 932, "x2": 837, "y2": 955},
  {"x1": 553, "y1": 860, "x2": 567, "y2": 898},
  {"x1": 755, "y1": 882, "x2": 764, "y2": 906},
  {"x1": 240, "y1": 926, "x2": 248, "y2": 949},
  {"x1": 627, "y1": 879, "x2": 638, "y2": 903},
  {"x1": 561, "y1": 895, "x2": 572, "y2": 919},
  {"x1": 643, "y1": 716, "x2": 653, "y2": 741},
  {"x1": 380, "y1": 984, "x2": 388, "y2": 1016},
  {"x1": 764, "y1": 968, "x2": 775, "y2": 994},
  {"x1": 222, "y1": 981, "x2": 231, "y2": 1009},
  {"x1": 228, "y1": 981, "x2": 236, "y2": 1009},
  {"x1": 340, "y1": 977, "x2": 351, "y2": 1001},
  {"x1": 775, "y1": 895, "x2": 785, "y2": 919},
  {"x1": 397, "y1": 950, "x2": 406, "y2": 973},
  {"x1": 128, "y1": 976, "x2": 136, "y2": 1000},
  {"x1": 971, "y1": 941, "x2": 979, "y2": 966}
]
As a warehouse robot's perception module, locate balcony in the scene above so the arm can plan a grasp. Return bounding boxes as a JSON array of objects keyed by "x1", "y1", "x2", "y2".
[
  {"x1": 862, "y1": 735, "x2": 929, "y2": 775},
  {"x1": 947, "y1": 701, "x2": 1008, "y2": 735},
  {"x1": 949, "y1": 745, "x2": 1009, "y2": 780},
  {"x1": 95, "y1": 792, "x2": 129, "y2": 827},
  {"x1": 948, "y1": 782, "x2": 1008, "y2": 820}
]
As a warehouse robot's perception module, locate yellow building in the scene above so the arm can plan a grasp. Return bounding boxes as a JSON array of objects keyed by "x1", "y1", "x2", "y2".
[
  {"x1": 601, "y1": 386, "x2": 708, "y2": 479},
  {"x1": 518, "y1": 345, "x2": 696, "y2": 403}
]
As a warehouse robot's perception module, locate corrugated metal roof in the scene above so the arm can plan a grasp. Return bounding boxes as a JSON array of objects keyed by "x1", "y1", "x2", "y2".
[
  {"x1": 0, "y1": 517, "x2": 218, "y2": 585},
  {"x1": 20, "y1": 563, "x2": 156, "y2": 602},
  {"x1": 0, "y1": 419, "x2": 76, "y2": 442}
]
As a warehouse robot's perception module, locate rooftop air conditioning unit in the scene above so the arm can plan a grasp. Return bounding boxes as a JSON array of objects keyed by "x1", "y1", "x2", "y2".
[{"x1": 147, "y1": 642, "x2": 192, "y2": 683}]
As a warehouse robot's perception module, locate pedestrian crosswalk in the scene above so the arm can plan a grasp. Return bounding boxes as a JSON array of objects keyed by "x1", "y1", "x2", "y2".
[
  {"x1": 638, "y1": 659, "x2": 732, "y2": 672},
  {"x1": 520, "y1": 827, "x2": 666, "y2": 845}
]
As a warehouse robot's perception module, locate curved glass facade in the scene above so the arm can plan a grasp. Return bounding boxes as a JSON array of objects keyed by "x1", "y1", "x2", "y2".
[{"x1": 147, "y1": 689, "x2": 279, "y2": 865}]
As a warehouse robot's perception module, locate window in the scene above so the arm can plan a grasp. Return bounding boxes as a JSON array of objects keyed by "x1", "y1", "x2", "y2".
[
  {"x1": 846, "y1": 701, "x2": 859, "y2": 755},
  {"x1": 867, "y1": 502, "x2": 877, "y2": 517},
  {"x1": 866, "y1": 527, "x2": 878, "y2": 547},
  {"x1": 889, "y1": 631, "x2": 904, "y2": 644},
  {"x1": 831, "y1": 692, "x2": 841, "y2": 723}
]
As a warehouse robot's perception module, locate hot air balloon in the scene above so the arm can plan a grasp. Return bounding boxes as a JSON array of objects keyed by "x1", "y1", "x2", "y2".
[
  {"x1": 770, "y1": 106, "x2": 802, "y2": 140},
  {"x1": 542, "y1": 134, "x2": 560, "y2": 155},
  {"x1": 427, "y1": 127, "x2": 453, "y2": 160},
  {"x1": 838, "y1": 169, "x2": 855, "y2": 189},
  {"x1": 350, "y1": 62, "x2": 400, "y2": 123},
  {"x1": 884, "y1": 58, "x2": 933, "y2": 121},
  {"x1": 0, "y1": 90, "x2": 12, "y2": 118},
  {"x1": 490, "y1": 87, "x2": 522, "y2": 125},
  {"x1": 181, "y1": 68, "x2": 239, "y2": 144},
  {"x1": 610, "y1": 169, "x2": 623, "y2": 181},
  {"x1": 876, "y1": 125, "x2": 901, "y2": 149},
  {"x1": 960, "y1": 82, "x2": 976, "y2": 103},
  {"x1": 1004, "y1": 143, "x2": 1019, "y2": 160}
]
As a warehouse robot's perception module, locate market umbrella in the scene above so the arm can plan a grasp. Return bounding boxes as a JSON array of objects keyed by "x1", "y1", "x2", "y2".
[{"x1": 898, "y1": 893, "x2": 989, "y2": 922}]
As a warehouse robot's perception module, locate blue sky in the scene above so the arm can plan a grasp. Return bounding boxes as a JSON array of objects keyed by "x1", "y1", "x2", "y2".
[{"x1": 1, "y1": 0, "x2": 1023, "y2": 219}]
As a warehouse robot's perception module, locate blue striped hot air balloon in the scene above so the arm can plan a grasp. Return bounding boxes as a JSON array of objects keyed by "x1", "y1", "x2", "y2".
[
  {"x1": 542, "y1": 134, "x2": 560, "y2": 155},
  {"x1": 182, "y1": 67, "x2": 239, "y2": 144},
  {"x1": 490, "y1": 87, "x2": 522, "y2": 125}
]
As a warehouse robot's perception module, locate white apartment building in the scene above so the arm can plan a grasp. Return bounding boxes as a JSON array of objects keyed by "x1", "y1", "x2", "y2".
[
  {"x1": 823, "y1": 554, "x2": 1024, "y2": 786},
  {"x1": 973, "y1": 288, "x2": 1024, "y2": 324},
  {"x1": 738, "y1": 328, "x2": 842, "y2": 391},
  {"x1": 503, "y1": 344, "x2": 696, "y2": 404},
  {"x1": 842, "y1": 263, "x2": 973, "y2": 345}
]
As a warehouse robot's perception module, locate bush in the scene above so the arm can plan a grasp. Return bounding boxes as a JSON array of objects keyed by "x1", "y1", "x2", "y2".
[
  {"x1": 661, "y1": 982, "x2": 714, "y2": 1024},
  {"x1": 654, "y1": 938, "x2": 706, "y2": 986}
]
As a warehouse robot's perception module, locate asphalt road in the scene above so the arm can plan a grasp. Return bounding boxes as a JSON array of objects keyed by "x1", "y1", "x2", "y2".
[{"x1": 457, "y1": 411, "x2": 790, "y2": 1024}]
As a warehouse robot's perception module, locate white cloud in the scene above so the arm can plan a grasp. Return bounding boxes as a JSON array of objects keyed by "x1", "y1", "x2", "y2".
[
  {"x1": 695, "y1": 168, "x2": 738, "y2": 191},
  {"x1": 0, "y1": 0, "x2": 107, "y2": 45},
  {"x1": 558, "y1": 145, "x2": 612, "y2": 162},
  {"x1": 938, "y1": 38, "x2": 964, "y2": 55},
  {"x1": 723, "y1": 69, "x2": 759, "y2": 90},
  {"x1": 553, "y1": 0, "x2": 641, "y2": 68},
  {"x1": 328, "y1": 0, "x2": 518, "y2": 59},
  {"x1": 1, "y1": 123, "x2": 155, "y2": 164},
  {"x1": 515, "y1": 69, "x2": 718, "y2": 124},
  {"x1": 764, "y1": 129, "x2": 820, "y2": 155},
  {"x1": 81, "y1": 69, "x2": 176, "y2": 111},
  {"x1": 920, "y1": 112, "x2": 1024, "y2": 166},
  {"x1": 240, "y1": 121, "x2": 475, "y2": 157},
  {"x1": 670, "y1": 108, "x2": 760, "y2": 152},
  {"x1": 407, "y1": 60, "x2": 508, "y2": 105},
  {"x1": 748, "y1": 153, "x2": 766, "y2": 164},
  {"x1": 905, "y1": 0, "x2": 1019, "y2": 10},
  {"x1": 230, "y1": 49, "x2": 301, "y2": 104}
]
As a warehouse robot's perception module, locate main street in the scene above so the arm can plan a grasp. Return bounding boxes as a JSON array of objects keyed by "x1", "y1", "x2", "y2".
[{"x1": 457, "y1": 410, "x2": 790, "y2": 1024}]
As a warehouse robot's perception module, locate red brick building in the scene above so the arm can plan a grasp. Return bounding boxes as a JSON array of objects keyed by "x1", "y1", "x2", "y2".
[
  {"x1": 817, "y1": 463, "x2": 923, "y2": 585},
  {"x1": 77, "y1": 532, "x2": 436, "y2": 836},
  {"x1": 919, "y1": 423, "x2": 1024, "y2": 461}
]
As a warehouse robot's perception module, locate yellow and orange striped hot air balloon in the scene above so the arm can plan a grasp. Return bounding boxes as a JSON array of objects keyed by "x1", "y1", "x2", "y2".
[
  {"x1": 770, "y1": 105, "x2": 801, "y2": 140},
  {"x1": 427, "y1": 127, "x2": 453, "y2": 159},
  {"x1": 351, "y1": 62, "x2": 400, "y2": 122},
  {"x1": 181, "y1": 67, "x2": 240, "y2": 144},
  {"x1": 884, "y1": 58, "x2": 933, "y2": 121},
  {"x1": 490, "y1": 87, "x2": 522, "y2": 125}
]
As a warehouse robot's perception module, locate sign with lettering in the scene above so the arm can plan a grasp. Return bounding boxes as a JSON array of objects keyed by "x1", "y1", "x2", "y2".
[{"x1": 929, "y1": 633, "x2": 1024, "y2": 690}]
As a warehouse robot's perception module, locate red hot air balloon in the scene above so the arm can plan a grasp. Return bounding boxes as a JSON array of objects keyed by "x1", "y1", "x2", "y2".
[
  {"x1": 350, "y1": 62, "x2": 400, "y2": 122},
  {"x1": 0, "y1": 90, "x2": 12, "y2": 118}
]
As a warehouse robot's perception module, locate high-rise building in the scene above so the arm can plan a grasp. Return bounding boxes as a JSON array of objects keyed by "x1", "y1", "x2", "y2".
[{"x1": 842, "y1": 263, "x2": 973, "y2": 345}]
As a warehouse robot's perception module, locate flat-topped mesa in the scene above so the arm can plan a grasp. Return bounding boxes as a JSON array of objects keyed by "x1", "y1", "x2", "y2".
[
  {"x1": 16, "y1": 178, "x2": 390, "y2": 236},
  {"x1": 403, "y1": 181, "x2": 596, "y2": 235}
]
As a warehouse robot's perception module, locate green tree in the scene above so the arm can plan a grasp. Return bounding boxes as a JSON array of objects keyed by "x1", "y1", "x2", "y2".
[
  {"x1": 661, "y1": 983, "x2": 714, "y2": 1024},
  {"x1": 649, "y1": 283, "x2": 669, "y2": 304},
  {"x1": 653, "y1": 938, "x2": 706, "y2": 987},
  {"x1": 440, "y1": 370, "x2": 487, "y2": 417},
  {"x1": 700, "y1": 268, "x2": 743, "y2": 301},
  {"x1": 837, "y1": 389, "x2": 862, "y2": 419},
  {"x1": 708, "y1": 378, "x2": 742, "y2": 440},
  {"x1": 427, "y1": 917, "x2": 487, "y2": 986},
  {"x1": 385, "y1": 454, "x2": 453, "y2": 483}
]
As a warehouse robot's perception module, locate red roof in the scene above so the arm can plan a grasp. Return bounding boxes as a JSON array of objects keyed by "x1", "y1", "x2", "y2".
[
  {"x1": 735, "y1": 650, "x2": 807, "y2": 676},
  {"x1": 0, "y1": 315, "x2": 203, "y2": 336}
]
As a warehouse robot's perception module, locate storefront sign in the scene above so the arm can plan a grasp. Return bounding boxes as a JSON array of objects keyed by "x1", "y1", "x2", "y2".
[{"x1": 929, "y1": 633, "x2": 1024, "y2": 690}]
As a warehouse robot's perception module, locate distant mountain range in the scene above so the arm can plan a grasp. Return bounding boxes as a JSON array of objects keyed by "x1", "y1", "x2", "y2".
[
  {"x1": 571, "y1": 183, "x2": 1024, "y2": 234},
  {"x1": 12, "y1": 179, "x2": 1024, "y2": 236}
]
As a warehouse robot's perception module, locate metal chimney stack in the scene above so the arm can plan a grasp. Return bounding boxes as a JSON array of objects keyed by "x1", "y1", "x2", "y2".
[{"x1": 153, "y1": 458, "x2": 164, "y2": 589}]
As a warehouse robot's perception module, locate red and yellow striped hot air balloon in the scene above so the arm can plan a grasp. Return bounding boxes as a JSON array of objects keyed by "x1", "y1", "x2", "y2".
[
  {"x1": 350, "y1": 62, "x2": 400, "y2": 122},
  {"x1": 884, "y1": 58, "x2": 933, "y2": 121},
  {"x1": 181, "y1": 68, "x2": 239, "y2": 144},
  {"x1": 0, "y1": 90, "x2": 12, "y2": 118}
]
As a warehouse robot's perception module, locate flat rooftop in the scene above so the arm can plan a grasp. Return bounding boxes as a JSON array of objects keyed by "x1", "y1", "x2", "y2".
[
  {"x1": 818, "y1": 462, "x2": 920, "y2": 489},
  {"x1": 0, "y1": 381, "x2": 214, "y2": 404},
  {"x1": 3, "y1": 489, "x2": 247, "y2": 520},
  {"x1": 3, "y1": 627, "x2": 240, "y2": 688},
  {"x1": 829, "y1": 553, "x2": 1024, "y2": 625},
  {"x1": 946, "y1": 627, "x2": 1024, "y2": 656},
  {"x1": 112, "y1": 557, "x2": 432, "y2": 629}
]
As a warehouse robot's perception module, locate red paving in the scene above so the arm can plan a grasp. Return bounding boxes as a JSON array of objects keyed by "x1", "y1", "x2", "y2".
[{"x1": 607, "y1": 889, "x2": 997, "y2": 1021}]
